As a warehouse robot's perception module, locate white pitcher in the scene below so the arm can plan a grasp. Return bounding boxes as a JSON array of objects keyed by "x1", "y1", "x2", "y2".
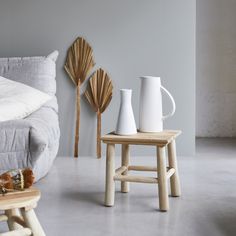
[
  {"x1": 139, "y1": 76, "x2": 176, "y2": 132},
  {"x1": 116, "y1": 89, "x2": 137, "y2": 135}
]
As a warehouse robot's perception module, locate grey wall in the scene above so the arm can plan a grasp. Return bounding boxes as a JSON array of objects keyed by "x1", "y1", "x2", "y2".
[
  {"x1": 196, "y1": 0, "x2": 236, "y2": 137},
  {"x1": 0, "y1": 0, "x2": 196, "y2": 156}
]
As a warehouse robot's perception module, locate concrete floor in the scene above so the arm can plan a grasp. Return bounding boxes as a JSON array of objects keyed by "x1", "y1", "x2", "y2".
[{"x1": 2, "y1": 138, "x2": 236, "y2": 235}]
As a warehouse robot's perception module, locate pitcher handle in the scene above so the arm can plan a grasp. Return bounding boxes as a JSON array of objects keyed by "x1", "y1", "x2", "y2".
[{"x1": 161, "y1": 85, "x2": 176, "y2": 120}]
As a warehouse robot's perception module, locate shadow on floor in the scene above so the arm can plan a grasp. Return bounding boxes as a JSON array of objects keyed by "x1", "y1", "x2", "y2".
[
  {"x1": 62, "y1": 190, "x2": 104, "y2": 206},
  {"x1": 212, "y1": 211, "x2": 236, "y2": 236}
]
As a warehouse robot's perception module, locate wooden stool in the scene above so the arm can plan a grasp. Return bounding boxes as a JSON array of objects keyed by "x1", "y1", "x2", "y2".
[
  {"x1": 101, "y1": 130, "x2": 181, "y2": 211},
  {"x1": 0, "y1": 188, "x2": 45, "y2": 236}
]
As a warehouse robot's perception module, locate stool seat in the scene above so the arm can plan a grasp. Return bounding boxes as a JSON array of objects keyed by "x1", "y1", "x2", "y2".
[
  {"x1": 0, "y1": 187, "x2": 45, "y2": 236},
  {"x1": 101, "y1": 130, "x2": 181, "y2": 146},
  {"x1": 0, "y1": 188, "x2": 40, "y2": 210}
]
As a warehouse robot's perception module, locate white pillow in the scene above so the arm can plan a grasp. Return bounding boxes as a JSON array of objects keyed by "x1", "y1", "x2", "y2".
[{"x1": 0, "y1": 76, "x2": 52, "y2": 121}]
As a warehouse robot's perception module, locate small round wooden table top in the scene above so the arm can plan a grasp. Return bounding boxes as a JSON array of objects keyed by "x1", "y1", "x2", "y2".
[{"x1": 0, "y1": 187, "x2": 41, "y2": 210}]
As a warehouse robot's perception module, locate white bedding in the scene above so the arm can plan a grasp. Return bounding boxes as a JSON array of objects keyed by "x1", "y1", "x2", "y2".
[{"x1": 0, "y1": 76, "x2": 51, "y2": 121}]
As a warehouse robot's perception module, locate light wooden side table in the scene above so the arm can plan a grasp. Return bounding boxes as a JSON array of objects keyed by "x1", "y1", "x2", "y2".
[
  {"x1": 0, "y1": 188, "x2": 46, "y2": 236},
  {"x1": 101, "y1": 130, "x2": 181, "y2": 211}
]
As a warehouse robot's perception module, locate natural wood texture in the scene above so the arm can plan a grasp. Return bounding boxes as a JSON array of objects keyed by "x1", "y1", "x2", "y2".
[
  {"x1": 157, "y1": 147, "x2": 169, "y2": 211},
  {"x1": 128, "y1": 166, "x2": 175, "y2": 178},
  {"x1": 102, "y1": 130, "x2": 181, "y2": 211},
  {"x1": 121, "y1": 144, "x2": 130, "y2": 193},
  {"x1": 64, "y1": 37, "x2": 95, "y2": 157},
  {"x1": 0, "y1": 188, "x2": 40, "y2": 211},
  {"x1": 21, "y1": 209, "x2": 45, "y2": 236},
  {"x1": 97, "y1": 111, "x2": 101, "y2": 158},
  {"x1": 10, "y1": 216, "x2": 27, "y2": 228},
  {"x1": 104, "y1": 144, "x2": 115, "y2": 206},
  {"x1": 114, "y1": 167, "x2": 174, "y2": 184},
  {"x1": 168, "y1": 140, "x2": 181, "y2": 197},
  {"x1": 74, "y1": 83, "x2": 80, "y2": 158},
  {"x1": 0, "y1": 188, "x2": 45, "y2": 236},
  {"x1": 0, "y1": 228, "x2": 32, "y2": 236},
  {"x1": 84, "y1": 68, "x2": 113, "y2": 158},
  {"x1": 101, "y1": 130, "x2": 181, "y2": 146},
  {"x1": 114, "y1": 175, "x2": 158, "y2": 184},
  {"x1": 166, "y1": 168, "x2": 175, "y2": 179},
  {"x1": 115, "y1": 166, "x2": 127, "y2": 176},
  {"x1": 128, "y1": 165, "x2": 157, "y2": 172},
  {"x1": 5, "y1": 209, "x2": 22, "y2": 231}
]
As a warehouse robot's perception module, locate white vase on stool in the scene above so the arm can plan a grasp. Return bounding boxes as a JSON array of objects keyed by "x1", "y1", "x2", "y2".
[{"x1": 115, "y1": 89, "x2": 137, "y2": 135}]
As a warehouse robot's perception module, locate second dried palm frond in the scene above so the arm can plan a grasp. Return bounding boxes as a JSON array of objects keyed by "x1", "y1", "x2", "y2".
[{"x1": 84, "y1": 68, "x2": 113, "y2": 158}]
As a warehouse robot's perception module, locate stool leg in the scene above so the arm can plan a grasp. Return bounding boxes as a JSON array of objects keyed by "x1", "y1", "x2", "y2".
[
  {"x1": 21, "y1": 208, "x2": 46, "y2": 236},
  {"x1": 105, "y1": 144, "x2": 115, "y2": 206},
  {"x1": 5, "y1": 209, "x2": 22, "y2": 230},
  {"x1": 121, "y1": 144, "x2": 130, "y2": 193},
  {"x1": 168, "y1": 140, "x2": 181, "y2": 197},
  {"x1": 157, "y1": 146, "x2": 169, "y2": 211}
]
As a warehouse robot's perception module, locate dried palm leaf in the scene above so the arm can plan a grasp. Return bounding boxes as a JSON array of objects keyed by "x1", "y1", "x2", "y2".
[
  {"x1": 84, "y1": 68, "x2": 113, "y2": 158},
  {"x1": 64, "y1": 37, "x2": 95, "y2": 157}
]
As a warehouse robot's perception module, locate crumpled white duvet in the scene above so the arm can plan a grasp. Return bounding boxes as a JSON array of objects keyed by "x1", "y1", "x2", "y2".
[{"x1": 0, "y1": 76, "x2": 51, "y2": 122}]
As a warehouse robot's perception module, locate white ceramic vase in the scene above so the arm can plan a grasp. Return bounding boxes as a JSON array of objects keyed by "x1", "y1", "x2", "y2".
[
  {"x1": 139, "y1": 76, "x2": 176, "y2": 132},
  {"x1": 116, "y1": 89, "x2": 137, "y2": 135}
]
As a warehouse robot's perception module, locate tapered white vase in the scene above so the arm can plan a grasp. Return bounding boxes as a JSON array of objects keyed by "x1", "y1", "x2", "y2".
[
  {"x1": 115, "y1": 89, "x2": 137, "y2": 135},
  {"x1": 139, "y1": 76, "x2": 176, "y2": 132}
]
